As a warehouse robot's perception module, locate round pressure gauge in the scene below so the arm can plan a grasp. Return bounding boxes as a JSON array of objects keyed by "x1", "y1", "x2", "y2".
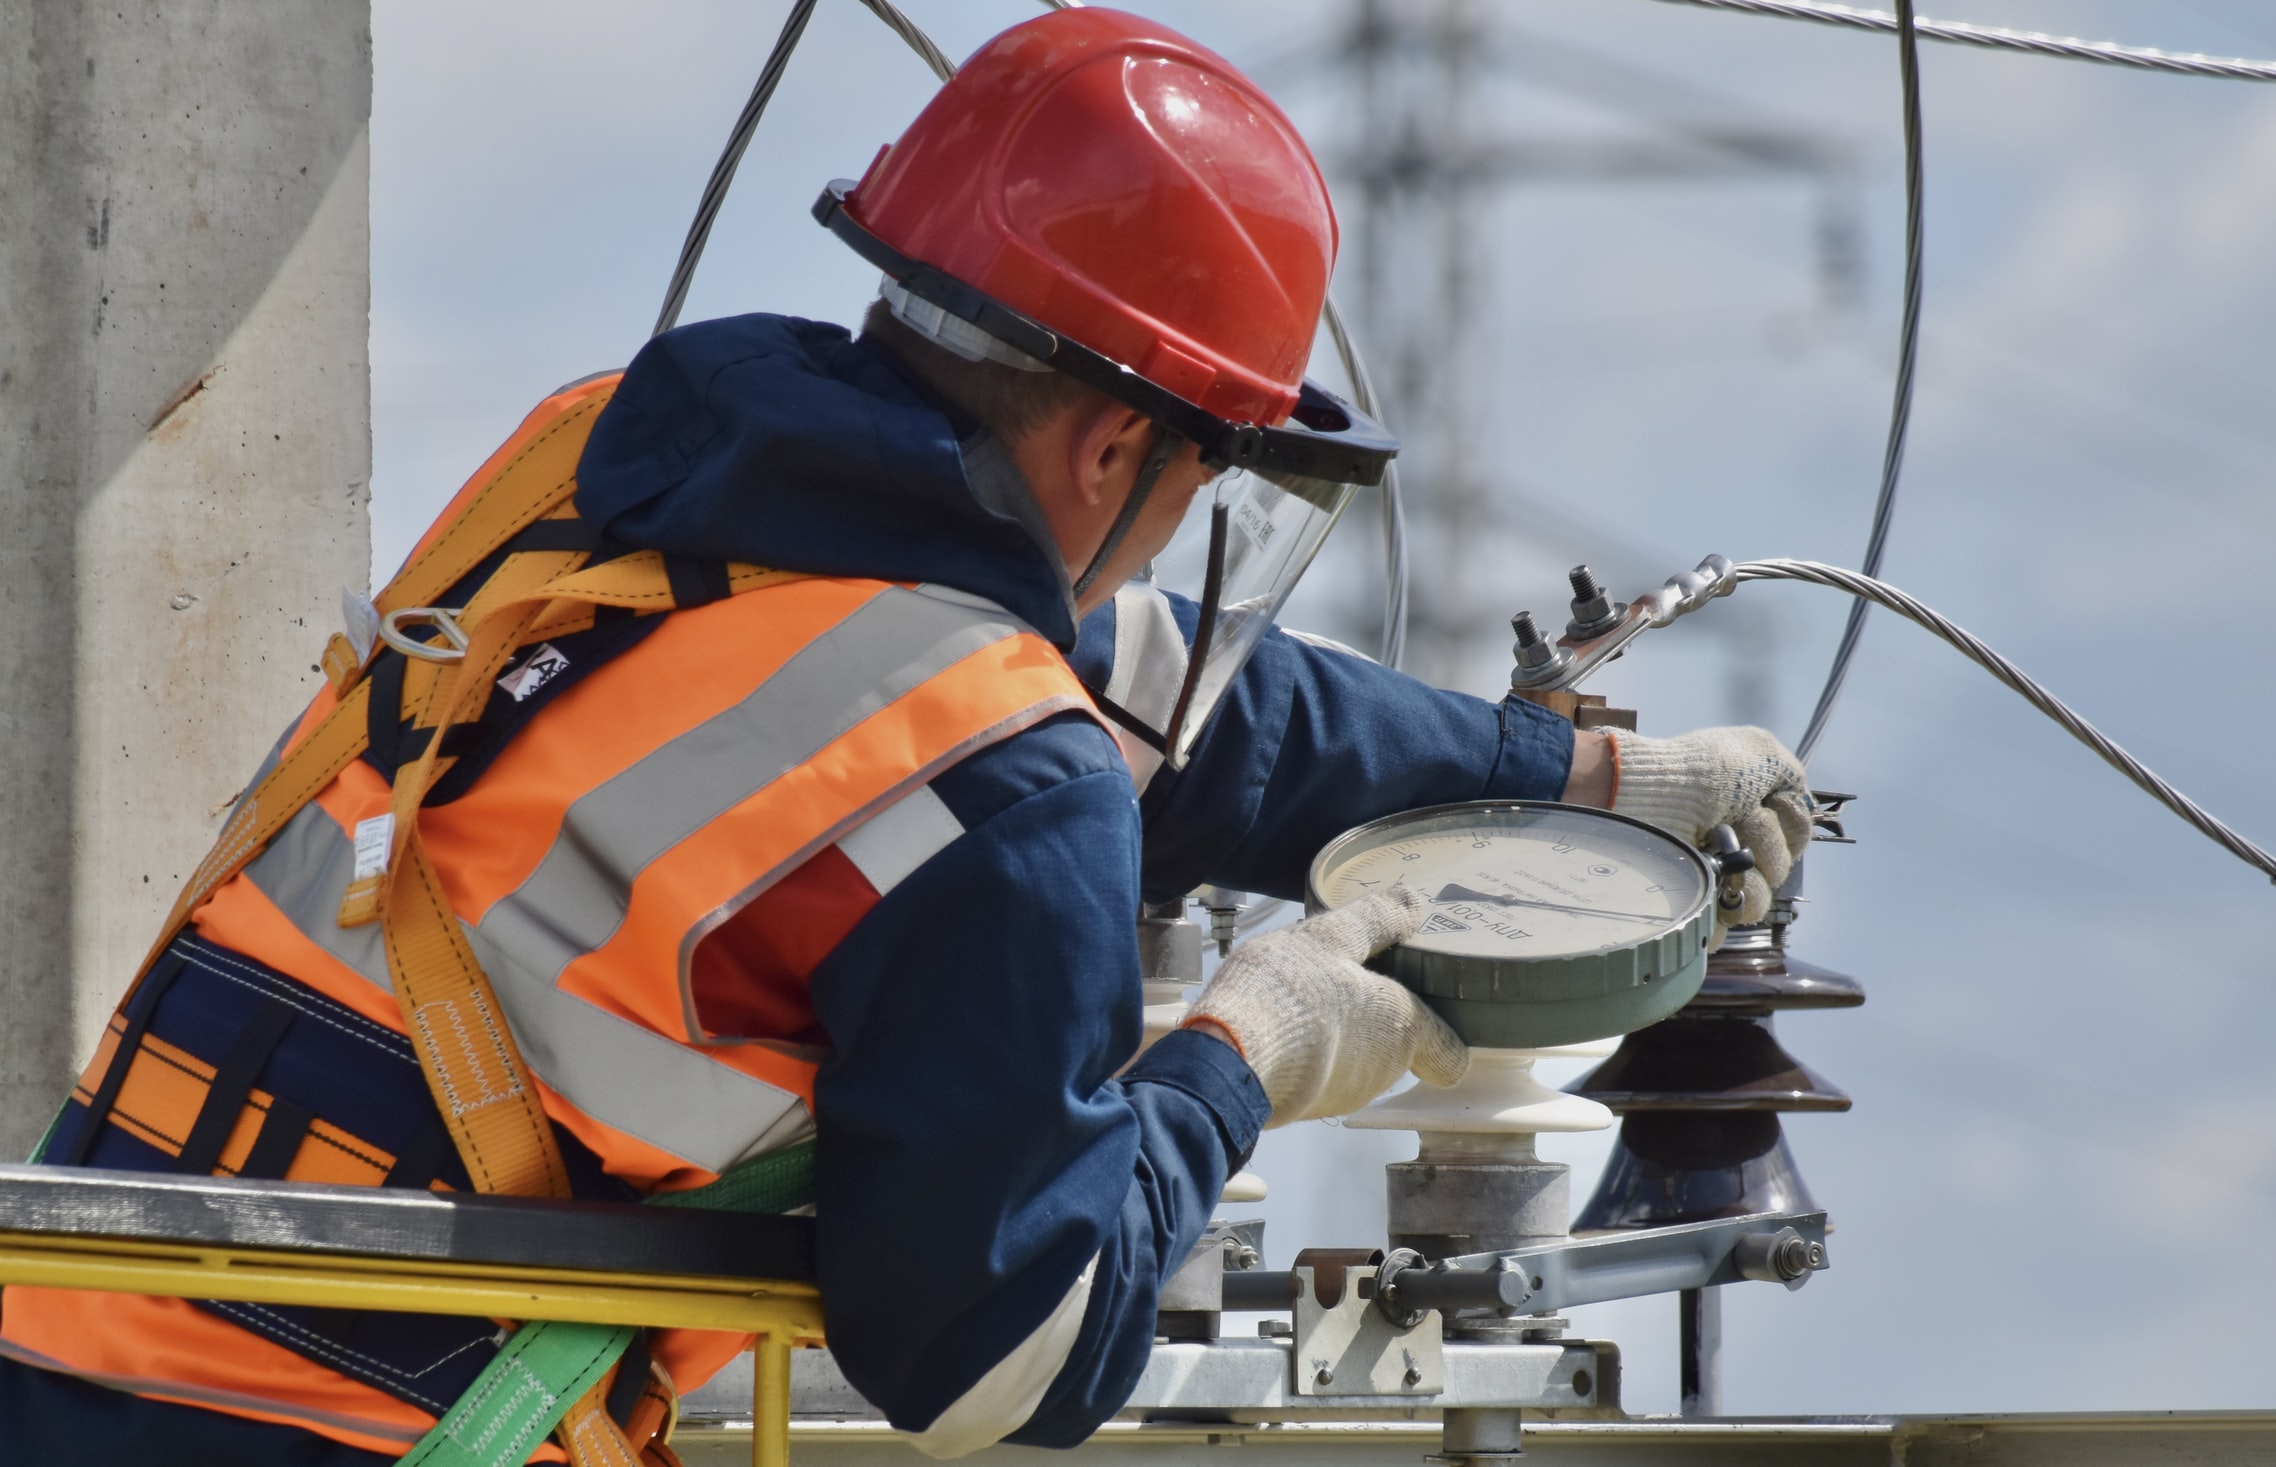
[{"x1": 1307, "y1": 801, "x2": 1716, "y2": 1050}]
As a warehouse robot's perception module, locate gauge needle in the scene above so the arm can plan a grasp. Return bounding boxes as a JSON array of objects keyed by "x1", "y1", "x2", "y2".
[{"x1": 1433, "y1": 883, "x2": 1665, "y2": 925}]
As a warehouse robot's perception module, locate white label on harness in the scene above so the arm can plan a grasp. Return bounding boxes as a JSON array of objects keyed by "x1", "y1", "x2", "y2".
[
  {"x1": 353, "y1": 814, "x2": 396, "y2": 881},
  {"x1": 342, "y1": 586, "x2": 381, "y2": 664},
  {"x1": 496, "y1": 643, "x2": 571, "y2": 703}
]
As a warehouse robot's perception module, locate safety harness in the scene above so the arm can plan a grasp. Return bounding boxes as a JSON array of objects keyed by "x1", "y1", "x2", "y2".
[{"x1": 118, "y1": 374, "x2": 811, "y2": 1466}]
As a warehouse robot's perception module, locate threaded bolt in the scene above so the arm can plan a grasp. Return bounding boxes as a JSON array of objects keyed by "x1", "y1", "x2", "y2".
[
  {"x1": 1564, "y1": 563, "x2": 1623, "y2": 640},
  {"x1": 1510, "y1": 612, "x2": 1555, "y2": 673}
]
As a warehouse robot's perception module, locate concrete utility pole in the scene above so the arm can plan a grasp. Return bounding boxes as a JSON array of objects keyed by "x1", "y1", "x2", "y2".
[{"x1": 0, "y1": 5, "x2": 372, "y2": 1157}]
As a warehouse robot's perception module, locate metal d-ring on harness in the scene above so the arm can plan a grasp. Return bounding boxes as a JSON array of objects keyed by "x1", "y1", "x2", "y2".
[{"x1": 376, "y1": 606, "x2": 470, "y2": 663}]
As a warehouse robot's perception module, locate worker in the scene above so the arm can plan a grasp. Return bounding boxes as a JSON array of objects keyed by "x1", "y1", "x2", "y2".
[{"x1": 0, "y1": 9, "x2": 1813, "y2": 1464}]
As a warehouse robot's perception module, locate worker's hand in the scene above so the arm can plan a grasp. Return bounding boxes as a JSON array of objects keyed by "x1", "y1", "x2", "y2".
[
  {"x1": 1183, "y1": 887, "x2": 1467, "y2": 1128},
  {"x1": 1606, "y1": 726, "x2": 1815, "y2": 945}
]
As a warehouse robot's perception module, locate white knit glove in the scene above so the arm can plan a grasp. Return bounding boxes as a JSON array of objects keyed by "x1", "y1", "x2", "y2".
[
  {"x1": 1185, "y1": 887, "x2": 1468, "y2": 1128},
  {"x1": 1608, "y1": 726, "x2": 1815, "y2": 942}
]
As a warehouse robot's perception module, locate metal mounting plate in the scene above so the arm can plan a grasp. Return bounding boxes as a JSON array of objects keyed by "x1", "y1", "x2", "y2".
[
  {"x1": 677, "y1": 1338, "x2": 1617, "y2": 1424},
  {"x1": 1292, "y1": 1263, "x2": 1442, "y2": 1397}
]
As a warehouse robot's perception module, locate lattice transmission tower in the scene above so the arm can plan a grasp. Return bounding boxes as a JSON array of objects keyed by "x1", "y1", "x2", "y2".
[{"x1": 1285, "y1": 0, "x2": 1859, "y2": 702}]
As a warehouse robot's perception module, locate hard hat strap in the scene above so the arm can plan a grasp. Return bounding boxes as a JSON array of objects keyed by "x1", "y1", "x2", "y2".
[
  {"x1": 1073, "y1": 424, "x2": 1183, "y2": 601},
  {"x1": 1159, "y1": 499, "x2": 1232, "y2": 769}
]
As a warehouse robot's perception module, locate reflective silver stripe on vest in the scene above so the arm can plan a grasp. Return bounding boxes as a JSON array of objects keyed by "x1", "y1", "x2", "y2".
[
  {"x1": 471, "y1": 585, "x2": 1027, "y2": 988},
  {"x1": 241, "y1": 584, "x2": 1042, "y2": 1173},
  {"x1": 243, "y1": 801, "x2": 394, "y2": 984},
  {"x1": 239, "y1": 801, "x2": 811, "y2": 1172},
  {"x1": 837, "y1": 783, "x2": 964, "y2": 896}
]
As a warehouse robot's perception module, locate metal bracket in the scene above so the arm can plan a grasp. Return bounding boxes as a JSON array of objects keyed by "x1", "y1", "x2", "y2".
[
  {"x1": 1232, "y1": 1211, "x2": 1829, "y2": 1333},
  {"x1": 1510, "y1": 555, "x2": 1737, "y2": 694},
  {"x1": 1382, "y1": 1210, "x2": 1829, "y2": 1321},
  {"x1": 1292, "y1": 1254, "x2": 1442, "y2": 1398}
]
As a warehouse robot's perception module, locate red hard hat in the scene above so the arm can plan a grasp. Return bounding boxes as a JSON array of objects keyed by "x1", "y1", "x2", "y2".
[{"x1": 843, "y1": 8, "x2": 1335, "y2": 427}]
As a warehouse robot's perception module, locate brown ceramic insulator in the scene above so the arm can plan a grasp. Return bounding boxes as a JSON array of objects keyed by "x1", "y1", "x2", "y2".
[
  {"x1": 1573, "y1": 1113, "x2": 1820, "y2": 1231},
  {"x1": 1568, "y1": 1013, "x2": 1851, "y2": 1113},
  {"x1": 1689, "y1": 939, "x2": 1867, "y2": 1014}
]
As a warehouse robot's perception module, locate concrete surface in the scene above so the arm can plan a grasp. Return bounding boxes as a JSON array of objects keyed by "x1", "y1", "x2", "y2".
[{"x1": 0, "y1": 3, "x2": 372, "y2": 1156}]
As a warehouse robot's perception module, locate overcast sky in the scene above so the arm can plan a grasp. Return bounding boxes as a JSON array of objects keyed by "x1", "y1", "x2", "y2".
[{"x1": 373, "y1": 0, "x2": 2276, "y2": 1420}]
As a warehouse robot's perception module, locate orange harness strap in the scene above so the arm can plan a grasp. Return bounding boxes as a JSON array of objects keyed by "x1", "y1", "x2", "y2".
[{"x1": 119, "y1": 375, "x2": 750, "y2": 1464}]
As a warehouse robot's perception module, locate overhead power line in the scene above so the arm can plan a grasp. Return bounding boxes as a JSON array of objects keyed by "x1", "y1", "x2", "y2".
[
  {"x1": 1794, "y1": 0, "x2": 1920, "y2": 763},
  {"x1": 1738, "y1": 559, "x2": 2276, "y2": 883},
  {"x1": 1644, "y1": 0, "x2": 2276, "y2": 83}
]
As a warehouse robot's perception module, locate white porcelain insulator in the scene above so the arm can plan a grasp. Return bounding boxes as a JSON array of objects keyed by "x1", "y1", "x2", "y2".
[
  {"x1": 1220, "y1": 1170, "x2": 1268, "y2": 1203},
  {"x1": 1344, "y1": 1047, "x2": 1615, "y2": 1136},
  {"x1": 1139, "y1": 981, "x2": 1191, "y2": 1052}
]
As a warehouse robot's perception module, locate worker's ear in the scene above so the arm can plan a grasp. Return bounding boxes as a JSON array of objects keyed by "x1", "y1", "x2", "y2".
[{"x1": 1066, "y1": 403, "x2": 1156, "y2": 510}]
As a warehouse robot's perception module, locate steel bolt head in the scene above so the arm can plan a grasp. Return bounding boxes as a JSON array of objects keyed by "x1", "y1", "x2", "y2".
[
  {"x1": 1733, "y1": 1226, "x2": 1827, "y2": 1289},
  {"x1": 1511, "y1": 613, "x2": 1556, "y2": 670},
  {"x1": 1776, "y1": 1235, "x2": 1826, "y2": 1279}
]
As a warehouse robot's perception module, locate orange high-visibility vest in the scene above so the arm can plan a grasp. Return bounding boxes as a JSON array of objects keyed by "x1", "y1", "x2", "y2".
[{"x1": 2, "y1": 407, "x2": 1102, "y2": 1455}]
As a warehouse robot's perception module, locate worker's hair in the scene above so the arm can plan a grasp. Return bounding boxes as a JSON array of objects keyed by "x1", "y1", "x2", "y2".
[{"x1": 860, "y1": 297, "x2": 1111, "y2": 444}]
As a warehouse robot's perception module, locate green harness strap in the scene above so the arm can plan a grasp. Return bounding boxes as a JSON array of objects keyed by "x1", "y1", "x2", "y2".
[{"x1": 402, "y1": 1139, "x2": 817, "y2": 1467}]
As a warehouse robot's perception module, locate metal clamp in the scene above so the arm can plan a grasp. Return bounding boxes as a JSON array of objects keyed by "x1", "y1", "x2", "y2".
[
  {"x1": 1373, "y1": 1210, "x2": 1833, "y2": 1329},
  {"x1": 1376, "y1": 1248, "x2": 1532, "y2": 1326},
  {"x1": 1290, "y1": 1250, "x2": 1443, "y2": 1397},
  {"x1": 1510, "y1": 554, "x2": 1737, "y2": 693},
  {"x1": 377, "y1": 606, "x2": 470, "y2": 663}
]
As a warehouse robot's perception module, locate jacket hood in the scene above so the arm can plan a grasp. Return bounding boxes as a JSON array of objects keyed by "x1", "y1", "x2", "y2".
[{"x1": 575, "y1": 313, "x2": 1080, "y2": 647}]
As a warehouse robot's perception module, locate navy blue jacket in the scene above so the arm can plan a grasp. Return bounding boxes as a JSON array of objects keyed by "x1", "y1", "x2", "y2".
[{"x1": 574, "y1": 314, "x2": 1576, "y2": 1445}]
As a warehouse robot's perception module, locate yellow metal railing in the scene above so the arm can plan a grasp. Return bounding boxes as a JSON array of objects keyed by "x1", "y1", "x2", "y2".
[{"x1": 0, "y1": 1229, "x2": 824, "y2": 1467}]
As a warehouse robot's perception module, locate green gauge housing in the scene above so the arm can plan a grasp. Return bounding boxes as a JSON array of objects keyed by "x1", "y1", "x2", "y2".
[{"x1": 1307, "y1": 801, "x2": 1715, "y2": 1049}]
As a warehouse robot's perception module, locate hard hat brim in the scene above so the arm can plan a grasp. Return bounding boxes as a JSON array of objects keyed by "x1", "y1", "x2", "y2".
[{"x1": 815, "y1": 183, "x2": 1398, "y2": 487}]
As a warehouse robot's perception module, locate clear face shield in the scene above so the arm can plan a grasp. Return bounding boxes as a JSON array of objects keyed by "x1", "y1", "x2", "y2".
[
  {"x1": 811, "y1": 186, "x2": 1399, "y2": 766},
  {"x1": 1150, "y1": 462, "x2": 1358, "y2": 767}
]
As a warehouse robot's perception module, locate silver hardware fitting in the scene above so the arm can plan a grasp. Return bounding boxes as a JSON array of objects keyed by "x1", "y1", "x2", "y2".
[
  {"x1": 1512, "y1": 554, "x2": 1738, "y2": 693},
  {"x1": 377, "y1": 607, "x2": 470, "y2": 663}
]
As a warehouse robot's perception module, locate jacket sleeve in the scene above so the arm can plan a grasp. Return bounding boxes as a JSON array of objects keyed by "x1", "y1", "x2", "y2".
[
  {"x1": 1068, "y1": 587, "x2": 1578, "y2": 902},
  {"x1": 803, "y1": 714, "x2": 1270, "y2": 1453}
]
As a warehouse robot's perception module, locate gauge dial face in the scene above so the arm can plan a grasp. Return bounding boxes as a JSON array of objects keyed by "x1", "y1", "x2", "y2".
[{"x1": 1310, "y1": 803, "x2": 1710, "y2": 960}]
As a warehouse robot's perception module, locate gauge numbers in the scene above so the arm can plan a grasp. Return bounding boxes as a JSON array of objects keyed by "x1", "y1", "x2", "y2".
[{"x1": 1311, "y1": 803, "x2": 1710, "y2": 960}]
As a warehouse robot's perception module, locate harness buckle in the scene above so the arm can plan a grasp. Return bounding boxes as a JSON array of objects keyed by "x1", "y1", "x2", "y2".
[{"x1": 377, "y1": 606, "x2": 470, "y2": 663}]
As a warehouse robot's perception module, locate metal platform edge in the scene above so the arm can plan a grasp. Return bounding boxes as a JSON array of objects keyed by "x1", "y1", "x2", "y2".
[{"x1": 672, "y1": 1411, "x2": 2276, "y2": 1466}]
